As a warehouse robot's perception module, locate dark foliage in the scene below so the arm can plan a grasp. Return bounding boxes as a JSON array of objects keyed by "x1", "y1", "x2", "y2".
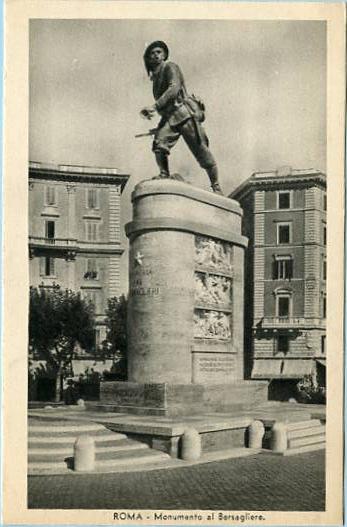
[{"x1": 29, "y1": 287, "x2": 96, "y2": 398}]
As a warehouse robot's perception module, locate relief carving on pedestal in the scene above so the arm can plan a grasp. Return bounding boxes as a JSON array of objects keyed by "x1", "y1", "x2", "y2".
[
  {"x1": 194, "y1": 309, "x2": 231, "y2": 340},
  {"x1": 195, "y1": 236, "x2": 232, "y2": 273},
  {"x1": 195, "y1": 272, "x2": 232, "y2": 306}
]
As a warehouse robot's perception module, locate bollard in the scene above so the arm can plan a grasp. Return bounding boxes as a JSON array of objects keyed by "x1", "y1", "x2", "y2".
[
  {"x1": 181, "y1": 428, "x2": 201, "y2": 461},
  {"x1": 248, "y1": 420, "x2": 265, "y2": 449},
  {"x1": 270, "y1": 422, "x2": 287, "y2": 453},
  {"x1": 74, "y1": 435, "x2": 95, "y2": 471}
]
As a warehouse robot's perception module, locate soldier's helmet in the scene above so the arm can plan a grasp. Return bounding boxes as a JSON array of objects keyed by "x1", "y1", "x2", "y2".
[{"x1": 143, "y1": 40, "x2": 169, "y2": 75}]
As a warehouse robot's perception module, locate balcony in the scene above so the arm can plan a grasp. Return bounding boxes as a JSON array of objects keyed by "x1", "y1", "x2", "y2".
[
  {"x1": 260, "y1": 317, "x2": 325, "y2": 328},
  {"x1": 29, "y1": 236, "x2": 78, "y2": 250},
  {"x1": 29, "y1": 236, "x2": 124, "y2": 255}
]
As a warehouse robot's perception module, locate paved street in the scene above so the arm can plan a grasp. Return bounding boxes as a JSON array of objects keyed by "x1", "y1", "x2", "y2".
[{"x1": 28, "y1": 450, "x2": 325, "y2": 511}]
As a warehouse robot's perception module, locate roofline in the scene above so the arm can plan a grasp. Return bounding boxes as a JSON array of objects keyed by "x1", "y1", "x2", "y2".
[
  {"x1": 229, "y1": 170, "x2": 327, "y2": 201},
  {"x1": 29, "y1": 161, "x2": 130, "y2": 193}
]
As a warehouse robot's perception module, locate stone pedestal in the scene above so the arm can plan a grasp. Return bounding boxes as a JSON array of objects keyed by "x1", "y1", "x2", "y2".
[{"x1": 100, "y1": 179, "x2": 267, "y2": 415}]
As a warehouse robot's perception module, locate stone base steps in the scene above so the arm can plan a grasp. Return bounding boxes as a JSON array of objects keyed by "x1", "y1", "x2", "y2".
[
  {"x1": 28, "y1": 417, "x2": 170, "y2": 475},
  {"x1": 276, "y1": 419, "x2": 326, "y2": 456}
]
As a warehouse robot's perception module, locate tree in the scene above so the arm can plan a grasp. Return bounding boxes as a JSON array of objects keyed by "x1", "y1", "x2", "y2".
[
  {"x1": 29, "y1": 287, "x2": 95, "y2": 401},
  {"x1": 103, "y1": 295, "x2": 128, "y2": 380}
]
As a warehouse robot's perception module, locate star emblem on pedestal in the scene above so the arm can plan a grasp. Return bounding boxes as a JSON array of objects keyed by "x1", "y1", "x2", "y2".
[{"x1": 134, "y1": 251, "x2": 144, "y2": 266}]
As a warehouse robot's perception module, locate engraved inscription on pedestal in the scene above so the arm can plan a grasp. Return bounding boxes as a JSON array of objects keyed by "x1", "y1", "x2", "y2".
[{"x1": 192, "y1": 353, "x2": 235, "y2": 384}]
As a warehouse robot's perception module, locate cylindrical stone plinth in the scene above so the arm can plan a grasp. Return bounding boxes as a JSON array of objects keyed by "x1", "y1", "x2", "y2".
[{"x1": 125, "y1": 179, "x2": 248, "y2": 385}]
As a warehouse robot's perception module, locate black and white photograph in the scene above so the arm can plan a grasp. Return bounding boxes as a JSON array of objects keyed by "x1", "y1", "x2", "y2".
[{"x1": 2, "y1": 2, "x2": 344, "y2": 525}]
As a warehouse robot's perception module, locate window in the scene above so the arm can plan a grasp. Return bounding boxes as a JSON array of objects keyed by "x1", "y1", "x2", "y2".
[
  {"x1": 45, "y1": 220, "x2": 55, "y2": 242},
  {"x1": 322, "y1": 258, "x2": 327, "y2": 281},
  {"x1": 272, "y1": 255, "x2": 293, "y2": 280},
  {"x1": 322, "y1": 294, "x2": 327, "y2": 318},
  {"x1": 45, "y1": 186, "x2": 56, "y2": 206},
  {"x1": 277, "y1": 223, "x2": 291, "y2": 244},
  {"x1": 278, "y1": 296, "x2": 290, "y2": 317},
  {"x1": 323, "y1": 224, "x2": 327, "y2": 246},
  {"x1": 83, "y1": 290, "x2": 100, "y2": 312},
  {"x1": 277, "y1": 191, "x2": 291, "y2": 209},
  {"x1": 321, "y1": 335, "x2": 326, "y2": 355},
  {"x1": 84, "y1": 258, "x2": 98, "y2": 279},
  {"x1": 40, "y1": 257, "x2": 55, "y2": 277},
  {"x1": 87, "y1": 189, "x2": 99, "y2": 209},
  {"x1": 84, "y1": 290, "x2": 96, "y2": 305},
  {"x1": 85, "y1": 221, "x2": 99, "y2": 241},
  {"x1": 323, "y1": 193, "x2": 327, "y2": 211},
  {"x1": 277, "y1": 335, "x2": 289, "y2": 353}
]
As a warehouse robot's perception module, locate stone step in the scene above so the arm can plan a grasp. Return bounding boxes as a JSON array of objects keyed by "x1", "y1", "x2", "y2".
[
  {"x1": 287, "y1": 425, "x2": 325, "y2": 440},
  {"x1": 28, "y1": 439, "x2": 149, "y2": 459},
  {"x1": 285, "y1": 419, "x2": 322, "y2": 431},
  {"x1": 29, "y1": 446, "x2": 150, "y2": 463},
  {"x1": 29, "y1": 448, "x2": 170, "y2": 474},
  {"x1": 282, "y1": 442, "x2": 325, "y2": 456},
  {"x1": 29, "y1": 422, "x2": 105, "y2": 434},
  {"x1": 29, "y1": 436, "x2": 126, "y2": 448},
  {"x1": 29, "y1": 426, "x2": 122, "y2": 439},
  {"x1": 28, "y1": 416, "x2": 171, "y2": 475},
  {"x1": 288, "y1": 433, "x2": 325, "y2": 449}
]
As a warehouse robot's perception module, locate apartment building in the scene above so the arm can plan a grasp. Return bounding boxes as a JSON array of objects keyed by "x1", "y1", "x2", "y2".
[
  {"x1": 29, "y1": 162, "x2": 129, "y2": 346},
  {"x1": 230, "y1": 167, "x2": 326, "y2": 391}
]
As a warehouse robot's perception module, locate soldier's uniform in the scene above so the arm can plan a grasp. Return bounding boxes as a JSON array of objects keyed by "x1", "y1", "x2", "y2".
[{"x1": 143, "y1": 41, "x2": 222, "y2": 194}]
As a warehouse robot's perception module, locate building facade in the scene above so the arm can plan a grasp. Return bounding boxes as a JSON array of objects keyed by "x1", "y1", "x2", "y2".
[
  {"x1": 29, "y1": 162, "x2": 129, "y2": 347},
  {"x1": 230, "y1": 168, "x2": 326, "y2": 391}
]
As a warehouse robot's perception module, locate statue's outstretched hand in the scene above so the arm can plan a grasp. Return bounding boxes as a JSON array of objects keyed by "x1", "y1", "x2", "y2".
[{"x1": 140, "y1": 106, "x2": 156, "y2": 120}]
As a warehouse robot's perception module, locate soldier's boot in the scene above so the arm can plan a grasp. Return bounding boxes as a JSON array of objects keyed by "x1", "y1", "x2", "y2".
[
  {"x1": 153, "y1": 151, "x2": 170, "y2": 179},
  {"x1": 206, "y1": 165, "x2": 223, "y2": 195}
]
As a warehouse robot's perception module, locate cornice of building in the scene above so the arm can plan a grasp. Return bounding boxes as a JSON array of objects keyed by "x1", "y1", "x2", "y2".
[
  {"x1": 229, "y1": 168, "x2": 327, "y2": 201},
  {"x1": 29, "y1": 161, "x2": 130, "y2": 193}
]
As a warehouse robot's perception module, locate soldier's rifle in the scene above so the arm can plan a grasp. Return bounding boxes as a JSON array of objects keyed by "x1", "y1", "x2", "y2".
[{"x1": 135, "y1": 128, "x2": 158, "y2": 138}]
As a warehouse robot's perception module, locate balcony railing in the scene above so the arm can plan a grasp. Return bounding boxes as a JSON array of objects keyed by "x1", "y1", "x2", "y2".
[
  {"x1": 261, "y1": 316, "x2": 325, "y2": 327},
  {"x1": 29, "y1": 236, "x2": 78, "y2": 248},
  {"x1": 29, "y1": 236, "x2": 123, "y2": 255}
]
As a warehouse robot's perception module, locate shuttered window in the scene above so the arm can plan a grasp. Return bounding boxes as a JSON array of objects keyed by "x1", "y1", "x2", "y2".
[
  {"x1": 45, "y1": 186, "x2": 56, "y2": 206},
  {"x1": 87, "y1": 189, "x2": 99, "y2": 209},
  {"x1": 40, "y1": 257, "x2": 55, "y2": 276},
  {"x1": 272, "y1": 256, "x2": 293, "y2": 279},
  {"x1": 83, "y1": 290, "x2": 100, "y2": 312},
  {"x1": 85, "y1": 221, "x2": 99, "y2": 241},
  {"x1": 84, "y1": 258, "x2": 98, "y2": 279}
]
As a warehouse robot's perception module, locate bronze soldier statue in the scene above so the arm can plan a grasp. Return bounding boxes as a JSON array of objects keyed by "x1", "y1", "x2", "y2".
[{"x1": 140, "y1": 41, "x2": 223, "y2": 195}]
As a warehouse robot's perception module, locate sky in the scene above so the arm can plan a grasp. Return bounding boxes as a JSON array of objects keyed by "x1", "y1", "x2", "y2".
[{"x1": 29, "y1": 19, "x2": 326, "y2": 292}]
